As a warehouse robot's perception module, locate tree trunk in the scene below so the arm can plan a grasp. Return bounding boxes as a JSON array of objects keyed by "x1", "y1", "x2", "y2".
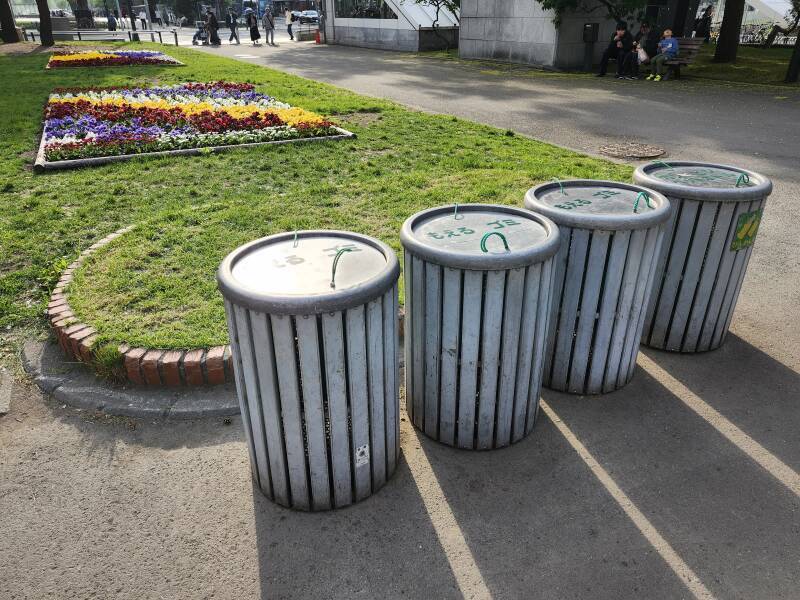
[
  {"x1": 672, "y1": 0, "x2": 691, "y2": 36},
  {"x1": 786, "y1": 29, "x2": 800, "y2": 82},
  {"x1": 0, "y1": 0, "x2": 19, "y2": 43},
  {"x1": 714, "y1": 0, "x2": 746, "y2": 62},
  {"x1": 35, "y1": 0, "x2": 54, "y2": 45}
]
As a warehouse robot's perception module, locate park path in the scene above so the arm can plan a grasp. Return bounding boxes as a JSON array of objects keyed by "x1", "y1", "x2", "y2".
[{"x1": 2, "y1": 38, "x2": 800, "y2": 600}]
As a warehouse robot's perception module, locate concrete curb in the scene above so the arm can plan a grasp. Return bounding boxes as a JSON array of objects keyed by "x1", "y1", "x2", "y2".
[{"x1": 22, "y1": 339, "x2": 240, "y2": 419}]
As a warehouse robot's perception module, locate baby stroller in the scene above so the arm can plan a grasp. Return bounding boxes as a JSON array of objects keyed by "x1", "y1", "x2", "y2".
[{"x1": 191, "y1": 20, "x2": 208, "y2": 45}]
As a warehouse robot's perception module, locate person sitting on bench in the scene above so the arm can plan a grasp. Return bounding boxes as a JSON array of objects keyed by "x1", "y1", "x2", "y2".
[
  {"x1": 647, "y1": 29, "x2": 679, "y2": 81},
  {"x1": 597, "y1": 22, "x2": 633, "y2": 78},
  {"x1": 622, "y1": 21, "x2": 659, "y2": 79}
]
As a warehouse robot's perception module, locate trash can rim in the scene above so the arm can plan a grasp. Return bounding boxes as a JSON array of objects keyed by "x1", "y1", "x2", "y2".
[
  {"x1": 217, "y1": 230, "x2": 400, "y2": 315},
  {"x1": 633, "y1": 161, "x2": 772, "y2": 202},
  {"x1": 400, "y1": 204, "x2": 560, "y2": 270},
  {"x1": 524, "y1": 180, "x2": 671, "y2": 231}
]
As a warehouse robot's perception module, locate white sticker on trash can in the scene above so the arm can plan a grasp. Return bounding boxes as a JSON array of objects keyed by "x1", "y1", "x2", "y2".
[{"x1": 355, "y1": 444, "x2": 370, "y2": 467}]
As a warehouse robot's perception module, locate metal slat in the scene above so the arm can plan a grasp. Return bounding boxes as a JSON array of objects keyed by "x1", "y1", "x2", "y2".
[
  {"x1": 526, "y1": 259, "x2": 553, "y2": 434},
  {"x1": 224, "y1": 300, "x2": 260, "y2": 492},
  {"x1": 249, "y1": 309, "x2": 291, "y2": 507},
  {"x1": 403, "y1": 251, "x2": 414, "y2": 423},
  {"x1": 476, "y1": 270, "x2": 506, "y2": 449},
  {"x1": 543, "y1": 230, "x2": 571, "y2": 381},
  {"x1": 682, "y1": 202, "x2": 736, "y2": 352},
  {"x1": 697, "y1": 201, "x2": 754, "y2": 351},
  {"x1": 296, "y1": 315, "x2": 332, "y2": 511},
  {"x1": 495, "y1": 268, "x2": 525, "y2": 448},
  {"x1": 586, "y1": 231, "x2": 630, "y2": 394},
  {"x1": 603, "y1": 229, "x2": 647, "y2": 393},
  {"x1": 550, "y1": 228, "x2": 591, "y2": 390},
  {"x1": 382, "y1": 287, "x2": 398, "y2": 477},
  {"x1": 321, "y1": 311, "x2": 353, "y2": 508},
  {"x1": 423, "y1": 263, "x2": 442, "y2": 440},
  {"x1": 366, "y1": 298, "x2": 387, "y2": 490},
  {"x1": 439, "y1": 267, "x2": 462, "y2": 446},
  {"x1": 270, "y1": 314, "x2": 310, "y2": 510},
  {"x1": 411, "y1": 255, "x2": 426, "y2": 430},
  {"x1": 643, "y1": 200, "x2": 680, "y2": 337},
  {"x1": 232, "y1": 305, "x2": 273, "y2": 500},
  {"x1": 511, "y1": 264, "x2": 541, "y2": 443},
  {"x1": 568, "y1": 230, "x2": 610, "y2": 394},
  {"x1": 620, "y1": 228, "x2": 664, "y2": 385},
  {"x1": 458, "y1": 270, "x2": 483, "y2": 449},
  {"x1": 648, "y1": 200, "x2": 701, "y2": 348},
  {"x1": 665, "y1": 201, "x2": 719, "y2": 351},
  {"x1": 346, "y1": 306, "x2": 372, "y2": 502}
]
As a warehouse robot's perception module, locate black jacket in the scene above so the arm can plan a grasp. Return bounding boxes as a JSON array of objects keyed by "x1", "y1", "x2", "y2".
[
  {"x1": 225, "y1": 12, "x2": 237, "y2": 28},
  {"x1": 607, "y1": 30, "x2": 633, "y2": 52},
  {"x1": 635, "y1": 28, "x2": 660, "y2": 56}
]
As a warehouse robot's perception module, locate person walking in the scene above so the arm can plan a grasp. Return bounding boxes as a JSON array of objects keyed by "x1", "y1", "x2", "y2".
[
  {"x1": 107, "y1": 11, "x2": 117, "y2": 31},
  {"x1": 596, "y1": 22, "x2": 633, "y2": 78},
  {"x1": 226, "y1": 8, "x2": 240, "y2": 44},
  {"x1": 285, "y1": 9, "x2": 294, "y2": 40},
  {"x1": 205, "y1": 9, "x2": 221, "y2": 45},
  {"x1": 245, "y1": 8, "x2": 261, "y2": 46},
  {"x1": 262, "y1": 8, "x2": 276, "y2": 46}
]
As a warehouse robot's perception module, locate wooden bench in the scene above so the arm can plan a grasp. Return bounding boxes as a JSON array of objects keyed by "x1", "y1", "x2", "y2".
[{"x1": 664, "y1": 37, "x2": 704, "y2": 78}]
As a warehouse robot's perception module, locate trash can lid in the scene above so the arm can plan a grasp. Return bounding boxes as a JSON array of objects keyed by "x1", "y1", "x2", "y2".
[
  {"x1": 633, "y1": 161, "x2": 772, "y2": 202},
  {"x1": 217, "y1": 230, "x2": 400, "y2": 315},
  {"x1": 400, "y1": 204, "x2": 559, "y2": 270},
  {"x1": 524, "y1": 179, "x2": 671, "y2": 231}
]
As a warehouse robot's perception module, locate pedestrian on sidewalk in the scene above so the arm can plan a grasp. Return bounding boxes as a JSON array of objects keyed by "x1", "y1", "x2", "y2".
[
  {"x1": 245, "y1": 8, "x2": 261, "y2": 46},
  {"x1": 263, "y1": 8, "x2": 276, "y2": 45},
  {"x1": 206, "y1": 9, "x2": 221, "y2": 45},
  {"x1": 226, "y1": 8, "x2": 240, "y2": 45},
  {"x1": 285, "y1": 9, "x2": 294, "y2": 40}
]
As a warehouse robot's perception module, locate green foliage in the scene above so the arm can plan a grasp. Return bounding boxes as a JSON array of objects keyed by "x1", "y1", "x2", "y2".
[
  {"x1": 535, "y1": 0, "x2": 647, "y2": 25},
  {"x1": 92, "y1": 343, "x2": 126, "y2": 382}
]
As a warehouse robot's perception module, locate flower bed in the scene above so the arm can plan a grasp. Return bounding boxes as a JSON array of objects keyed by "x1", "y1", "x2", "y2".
[
  {"x1": 37, "y1": 82, "x2": 352, "y2": 169},
  {"x1": 46, "y1": 50, "x2": 183, "y2": 68}
]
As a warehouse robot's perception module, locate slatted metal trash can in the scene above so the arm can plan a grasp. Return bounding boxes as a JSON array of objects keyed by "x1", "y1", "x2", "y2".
[
  {"x1": 634, "y1": 162, "x2": 772, "y2": 353},
  {"x1": 217, "y1": 230, "x2": 401, "y2": 511},
  {"x1": 525, "y1": 180, "x2": 671, "y2": 394},
  {"x1": 400, "y1": 204, "x2": 560, "y2": 449}
]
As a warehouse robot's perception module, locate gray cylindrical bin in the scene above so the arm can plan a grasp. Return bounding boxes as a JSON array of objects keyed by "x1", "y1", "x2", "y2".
[
  {"x1": 525, "y1": 180, "x2": 671, "y2": 394},
  {"x1": 634, "y1": 162, "x2": 772, "y2": 353},
  {"x1": 400, "y1": 204, "x2": 560, "y2": 450},
  {"x1": 217, "y1": 230, "x2": 401, "y2": 511}
]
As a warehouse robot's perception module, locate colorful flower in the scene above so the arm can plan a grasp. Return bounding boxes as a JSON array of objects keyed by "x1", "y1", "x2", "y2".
[{"x1": 46, "y1": 50, "x2": 182, "y2": 68}]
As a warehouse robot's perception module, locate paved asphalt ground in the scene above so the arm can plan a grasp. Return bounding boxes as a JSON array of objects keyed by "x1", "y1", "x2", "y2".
[{"x1": 2, "y1": 37, "x2": 800, "y2": 599}]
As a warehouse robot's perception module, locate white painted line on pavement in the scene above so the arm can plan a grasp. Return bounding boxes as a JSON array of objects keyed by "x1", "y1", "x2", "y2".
[
  {"x1": 638, "y1": 353, "x2": 800, "y2": 499},
  {"x1": 405, "y1": 425, "x2": 493, "y2": 600},
  {"x1": 541, "y1": 400, "x2": 716, "y2": 600}
]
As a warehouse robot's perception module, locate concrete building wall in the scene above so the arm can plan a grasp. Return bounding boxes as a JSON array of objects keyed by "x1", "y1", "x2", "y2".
[
  {"x1": 554, "y1": 12, "x2": 619, "y2": 69},
  {"x1": 459, "y1": 0, "x2": 558, "y2": 66}
]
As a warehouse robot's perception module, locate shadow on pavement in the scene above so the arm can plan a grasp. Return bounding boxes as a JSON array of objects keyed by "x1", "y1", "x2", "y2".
[
  {"x1": 640, "y1": 333, "x2": 800, "y2": 471},
  {"x1": 252, "y1": 446, "x2": 462, "y2": 599},
  {"x1": 540, "y1": 367, "x2": 800, "y2": 599}
]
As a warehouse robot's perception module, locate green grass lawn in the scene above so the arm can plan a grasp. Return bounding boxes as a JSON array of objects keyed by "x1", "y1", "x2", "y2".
[
  {"x1": 689, "y1": 44, "x2": 797, "y2": 85},
  {"x1": 0, "y1": 41, "x2": 630, "y2": 354}
]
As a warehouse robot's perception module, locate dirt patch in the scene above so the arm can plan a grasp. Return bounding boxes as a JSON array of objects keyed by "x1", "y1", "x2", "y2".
[
  {"x1": 334, "y1": 111, "x2": 383, "y2": 127},
  {"x1": 599, "y1": 140, "x2": 665, "y2": 160}
]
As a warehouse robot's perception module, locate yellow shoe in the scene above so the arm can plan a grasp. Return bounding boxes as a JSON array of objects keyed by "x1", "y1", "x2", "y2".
[
  {"x1": 654, "y1": 75, "x2": 662, "y2": 81},
  {"x1": 646, "y1": 74, "x2": 654, "y2": 80}
]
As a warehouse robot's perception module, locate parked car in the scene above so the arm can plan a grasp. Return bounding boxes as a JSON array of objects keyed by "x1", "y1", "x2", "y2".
[{"x1": 299, "y1": 10, "x2": 319, "y2": 23}]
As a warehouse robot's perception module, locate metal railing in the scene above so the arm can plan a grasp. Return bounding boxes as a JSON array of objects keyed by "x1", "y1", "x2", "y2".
[{"x1": 24, "y1": 28, "x2": 179, "y2": 45}]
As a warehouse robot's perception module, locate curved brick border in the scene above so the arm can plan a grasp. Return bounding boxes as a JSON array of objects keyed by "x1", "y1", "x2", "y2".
[{"x1": 46, "y1": 225, "x2": 232, "y2": 387}]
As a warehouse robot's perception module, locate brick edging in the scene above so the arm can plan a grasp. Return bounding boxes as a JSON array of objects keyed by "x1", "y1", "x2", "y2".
[{"x1": 46, "y1": 226, "x2": 232, "y2": 387}]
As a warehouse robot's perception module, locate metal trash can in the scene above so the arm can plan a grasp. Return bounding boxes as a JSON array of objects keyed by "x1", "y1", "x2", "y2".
[
  {"x1": 525, "y1": 180, "x2": 671, "y2": 394},
  {"x1": 400, "y1": 204, "x2": 560, "y2": 449},
  {"x1": 217, "y1": 230, "x2": 401, "y2": 511},
  {"x1": 634, "y1": 162, "x2": 773, "y2": 352}
]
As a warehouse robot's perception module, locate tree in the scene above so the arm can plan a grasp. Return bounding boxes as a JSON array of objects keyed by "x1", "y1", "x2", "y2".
[
  {"x1": 534, "y1": 0, "x2": 647, "y2": 25},
  {"x1": 714, "y1": 0, "x2": 746, "y2": 62},
  {"x1": 786, "y1": 24, "x2": 800, "y2": 81},
  {"x1": 35, "y1": 0, "x2": 54, "y2": 45},
  {"x1": 414, "y1": 0, "x2": 459, "y2": 50},
  {"x1": 1, "y1": 0, "x2": 20, "y2": 43}
]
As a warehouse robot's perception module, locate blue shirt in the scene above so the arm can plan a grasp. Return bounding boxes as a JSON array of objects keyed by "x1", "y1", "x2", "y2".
[{"x1": 659, "y1": 37, "x2": 679, "y2": 57}]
